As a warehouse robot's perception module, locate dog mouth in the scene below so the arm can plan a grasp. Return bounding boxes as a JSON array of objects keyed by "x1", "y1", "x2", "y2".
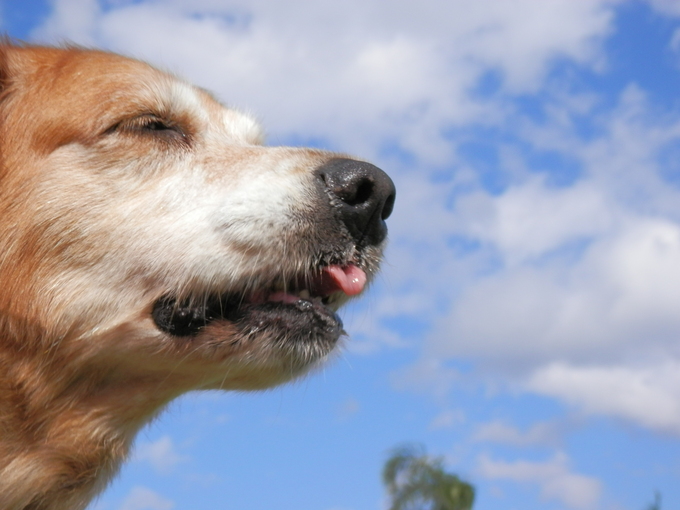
[{"x1": 151, "y1": 264, "x2": 367, "y2": 340}]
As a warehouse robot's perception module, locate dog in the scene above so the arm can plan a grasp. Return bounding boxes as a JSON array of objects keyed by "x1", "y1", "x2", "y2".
[{"x1": 0, "y1": 41, "x2": 394, "y2": 510}]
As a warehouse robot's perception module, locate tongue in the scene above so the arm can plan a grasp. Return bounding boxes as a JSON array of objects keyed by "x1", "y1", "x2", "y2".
[{"x1": 323, "y1": 265, "x2": 367, "y2": 296}]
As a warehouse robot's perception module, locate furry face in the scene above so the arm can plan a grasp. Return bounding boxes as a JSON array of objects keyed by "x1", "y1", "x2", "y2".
[{"x1": 0, "y1": 43, "x2": 394, "y2": 510}]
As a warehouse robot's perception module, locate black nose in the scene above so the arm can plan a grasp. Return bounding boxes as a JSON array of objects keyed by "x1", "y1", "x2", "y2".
[{"x1": 316, "y1": 158, "x2": 396, "y2": 246}]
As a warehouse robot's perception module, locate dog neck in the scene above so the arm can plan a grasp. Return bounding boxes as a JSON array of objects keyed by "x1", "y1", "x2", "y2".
[{"x1": 0, "y1": 341, "x2": 176, "y2": 510}]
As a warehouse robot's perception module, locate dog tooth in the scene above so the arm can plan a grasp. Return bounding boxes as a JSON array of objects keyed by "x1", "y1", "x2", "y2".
[{"x1": 298, "y1": 289, "x2": 311, "y2": 300}]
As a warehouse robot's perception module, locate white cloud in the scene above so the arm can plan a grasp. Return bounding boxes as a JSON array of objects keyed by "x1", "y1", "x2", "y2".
[
  {"x1": 454, "y1": 179, "x2": 613, "y2": 266},
  {"x1": 477, "y1": 452, "x2": 601, "y2": 510},
  {"x1": 434, "y1": 216, "x2": 680, "y2": 368},
  {"x1": 118, "y1": 487, "x2": 174, "y2": 510},
  {"x1": 134, "y1": 436, "x2": 186, "y2": 475},
  {"x1": 413, "y1": 84, "x2": 680, "y2": 431},
  {"x1": 528, "y1": 362, "x2": 680, "y2": 434},
  {"x1": 37, "y1": 0, "x2": 101, "y2": 45}
]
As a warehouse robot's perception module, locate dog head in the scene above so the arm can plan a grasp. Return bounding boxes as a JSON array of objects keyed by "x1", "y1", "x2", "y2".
[{"x1": 0, "y1": 43, "x2": 395, "y2": 397}]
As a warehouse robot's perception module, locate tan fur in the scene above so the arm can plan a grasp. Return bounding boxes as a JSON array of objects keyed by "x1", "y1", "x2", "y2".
[{"x1": 0, "y1": 42, "x2": 388, "y2": 510}]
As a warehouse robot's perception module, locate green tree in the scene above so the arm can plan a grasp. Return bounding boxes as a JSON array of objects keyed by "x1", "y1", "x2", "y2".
[{"x1": 382, "y1": 444, "x2": 475, "y2": 510}]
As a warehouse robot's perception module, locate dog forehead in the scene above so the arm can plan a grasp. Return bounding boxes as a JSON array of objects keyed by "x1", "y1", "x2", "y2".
[
  {"x1": 2, "y1": 47, "x2": 169, "y2": 141},
  {"x1": 7, "y1": 45, "x2": 159, "y2": 99},
  {"x1": 20, "y1": 47, "x2": 198, "y2": 120},
  {"x1": 2, "y1": 44, "x2": 263, "y2": 146}
]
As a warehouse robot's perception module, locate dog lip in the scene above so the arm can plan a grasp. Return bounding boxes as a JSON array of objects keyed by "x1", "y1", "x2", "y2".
[
  {"x1": 151, "y1": 293, "x2": 344, "y2": 339},
  {"x1": 234, "y1": 298, "x2": 345, "y2": 344}
]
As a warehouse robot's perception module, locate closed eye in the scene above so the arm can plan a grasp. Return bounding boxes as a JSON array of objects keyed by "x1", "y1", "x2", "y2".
[
  {"x1": 106, "y1": 114, "x2": 189, "y2": 145},
  {"x1": 140, "y1": 118, "x2": 176, "y2": 132}
]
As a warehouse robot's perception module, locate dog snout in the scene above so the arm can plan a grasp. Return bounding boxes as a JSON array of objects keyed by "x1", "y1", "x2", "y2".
[{"x1": 316, "y1": 158, "x2": 396, "y2": 246}]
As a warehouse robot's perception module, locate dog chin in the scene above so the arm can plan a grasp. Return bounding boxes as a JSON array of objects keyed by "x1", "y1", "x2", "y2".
[{"x1": 178, "y1": 312, "x2": 340, "y2": 391}]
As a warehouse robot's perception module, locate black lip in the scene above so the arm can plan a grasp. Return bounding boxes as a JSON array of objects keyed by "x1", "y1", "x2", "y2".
[
  {"x1": 152, "y1": 295, "x2": 227, "y2": 337},
  {"x1": 237, "y1": 300, "x2": 344, "y2": 344},
  {"x1": 152, "y1": 295, "x2": 343, "y2": 341}
]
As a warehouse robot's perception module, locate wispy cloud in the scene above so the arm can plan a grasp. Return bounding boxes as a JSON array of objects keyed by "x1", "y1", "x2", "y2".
[
  {"x1": 336, "y1": 397, "x2": 361, "y2": 420},
  {"x1": 117, "y1": 487, "x2": 174, "y2": 510},
  {"x1": 472, "y1": 420, "x2": 564, "y2": 448},
  {"x1": 429, "y1": 409, "x2": 466, "y2": 430},
  {"x1": 134, "y1": 436, "x2": 187, "y2": 475},
  {"x1": 478, "y1": 452, "x2": 601, "y2": 510}
]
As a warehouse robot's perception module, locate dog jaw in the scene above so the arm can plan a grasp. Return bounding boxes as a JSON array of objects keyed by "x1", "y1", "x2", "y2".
[{"x1": 0, "y1": 43, "x2": 394, "y2": 510}]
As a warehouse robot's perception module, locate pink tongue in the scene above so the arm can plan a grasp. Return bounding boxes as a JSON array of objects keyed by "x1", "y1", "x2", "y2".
[{"x1": 324, "y1": 265, "x2": 367, "y2": 296}]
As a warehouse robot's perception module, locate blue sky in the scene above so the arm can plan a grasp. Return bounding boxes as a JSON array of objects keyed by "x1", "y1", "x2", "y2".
[{"x1": 3, "y1": 1, "x2": 680, "y2": 509}]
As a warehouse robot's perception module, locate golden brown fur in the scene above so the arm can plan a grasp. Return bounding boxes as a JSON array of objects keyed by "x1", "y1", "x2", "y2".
[{"x1": 0, "y1": 42, "x2": 393, "y2": 509}]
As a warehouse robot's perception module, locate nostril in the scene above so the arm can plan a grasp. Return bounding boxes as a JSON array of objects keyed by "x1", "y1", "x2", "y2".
[{"x1": 343, "y1": 178, "x2": 374, "y2": 206}]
